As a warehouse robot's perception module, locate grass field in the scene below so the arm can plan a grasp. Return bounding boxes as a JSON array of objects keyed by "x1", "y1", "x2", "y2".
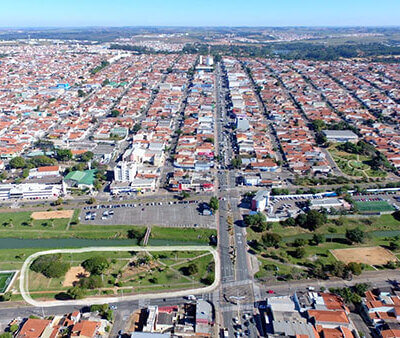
[
  {"x1": 0, "y1": 272, "x2": 14, "y2": 293},
  {"x1": 329, "y1": 145, "x2": 387, "y2": 178},
  {"x1": 0, "y1": 209, "x2": 217, "y2": 244},
  {"x1": 27, "y1": 250, "x2": 214, "y2": 298},
  {"x1": 249, "y1": 213, "x2": 400, "y2": 281},
  {"x1": 355, "y1": 201, "x2": 395, "y2": 212}
]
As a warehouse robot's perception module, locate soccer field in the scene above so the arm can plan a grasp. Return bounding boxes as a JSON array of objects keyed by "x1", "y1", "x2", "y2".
[
  {"x1": 0, "y1": 272, "x2": 14, "y2": 293},
  {"x1": 355, "y1": 200, "x2": 395, "y2": 212}
]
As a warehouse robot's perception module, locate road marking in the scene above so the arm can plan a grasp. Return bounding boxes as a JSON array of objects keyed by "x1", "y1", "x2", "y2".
[{"x1": 20, "y1": 245, "x2": 220, "y2": 308}]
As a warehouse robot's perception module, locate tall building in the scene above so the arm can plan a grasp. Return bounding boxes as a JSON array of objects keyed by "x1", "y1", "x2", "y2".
[{"x1": 113, "y1": 162, "x2": 137, "y2": 182}]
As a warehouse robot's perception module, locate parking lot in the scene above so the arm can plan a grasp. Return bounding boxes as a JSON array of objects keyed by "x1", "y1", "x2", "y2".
[{"x1": 80, "y1": 200, "x2": 216, "y2": 228}]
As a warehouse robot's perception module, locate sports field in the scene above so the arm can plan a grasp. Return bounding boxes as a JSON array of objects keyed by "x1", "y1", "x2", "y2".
[
  {"x1": 31, "y1": 210, "x2": 74, "y2": 220},
  {"x1": 331, "y1": 246, "x2": 397, "y2": 265},
  {"x1": 0, "y1": 272, "x2": 15, "y2": 293},
  {"x1": 355, "y1": 200, "x2": 395, "y2": 212}
]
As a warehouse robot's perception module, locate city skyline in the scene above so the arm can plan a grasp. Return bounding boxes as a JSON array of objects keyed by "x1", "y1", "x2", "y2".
[{"x1": 1, "y1": 0, "x2": 400, "y2": 27}]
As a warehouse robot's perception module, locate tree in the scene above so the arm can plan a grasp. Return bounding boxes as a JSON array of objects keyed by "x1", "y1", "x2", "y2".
[
  {"x1": 292, "y1": 247, "x2": 306, "y2": 259},
  {"x1": 312, "y1": 119, "x2": 326, "y2": 132},
  {"x1": 56, "y1": 149, "x2": 73, "y2": 161},
  {"x1": 346, "y1": 227, "x2": 365, "y2": 243},
  {"x1": 181, "y1": 191, "x2": 190, "y2": 200},
  {"x1": 82, "y1": 256, "x2": 109, "y2": 275},
  {"x1": 0, "y1": 291, "x2": 12, "y2": 302},
  {"x1": 67, "y1": 286, "x2": 86, "y2": 299},
  {"x1": 87, "y1": 197, "x2": 96, "y2": 205},
  {"x1": 305, "y1": 210, "x2": 327, "y2": 231},
  {"x1": 209, "y1": 196, "x2": 219, "y2": 212},
  {"x1": 29, "y1": 155, "x2": 56, "y2": 167},
  {"x1": 9, "y1": 324, "x2": 19, "y2": 334},
  {"x1": 182, "y1": 263, "x2": 198, "y2": 276},
  {"x1": 22, "y1": 168, "x2": 29, "y2": 178},
  {"x1": 281, "y1": 217, "x2": 296, "y2": 227},
  {"x1": 4, "y1": 218, "x2": 14, "y2": 228},
  {"x1": 231, "y1": 156, "x2": 242, "y2": 169},
  {"x1": 9, "y1": 156, "x2": 26, "y2": 169},
  {"x1": 79, "y1": 275, "x2": 103, "y2": 289},
  {"x1": 110, "y1": 109, "x2": 120, "y2": 117},
  {"x1": 30, "y1": 254, "x2": 69, "y2": 278},
  {"x1": 331, "y1": 261, "x2": 347, "y2": 278},
  {"x1": 132, "y1": 123, "x2": 141, "y2": 133},
  {"x1": 244, "y1": 212, "x2": 268, "y2": 232},
  {"x1": 127, "y1": 228, "x2": 143, "y2": 240},
  {"x1": 80, "y1": 151, "x2": 94, "y2": 162},
  {"x1": 0, "y1": 333, "x2": 12, "y2": 338},
  {"x1": 293, "y1": 238, "x2": 307, "y2": 247},
  {"x1": 353, "y1": 283, "x2": 369, "y2": 296},
  {"x1": 53, "y1": 197, "x2": 63, "y2": 206},
  {"x1": 295, "y1": 213, "x2": 308, "y2": 228},
  {"x1": 262, "y1": 232, "x2": 282, "y2": 248},
  {"x1": 310, "y1": 233, "x2": 325, "y2": 246},
  {"x1": 347, "y1": 262, "x2": 363, "y2": 276}
]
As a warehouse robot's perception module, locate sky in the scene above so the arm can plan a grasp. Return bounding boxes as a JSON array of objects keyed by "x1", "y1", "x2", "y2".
[{"x1": 0, "y1": 0, "x2": 399, "y2": 28}]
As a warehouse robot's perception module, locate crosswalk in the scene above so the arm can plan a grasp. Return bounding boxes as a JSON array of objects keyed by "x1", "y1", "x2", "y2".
[
  {"x1": 223, "y1": 278, "x2": 253, "y2": 288},
  {"x1": 220, "y1": 303, "x2": 254, "y2": 313},
  {"x1": 138, "y1": 298, "x2": 150, "y2": 308}
]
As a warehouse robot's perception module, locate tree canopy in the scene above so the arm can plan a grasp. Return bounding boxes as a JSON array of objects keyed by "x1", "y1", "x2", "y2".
[{"x1": 82, "y1": 256, "x2": 109, "y2": 275}]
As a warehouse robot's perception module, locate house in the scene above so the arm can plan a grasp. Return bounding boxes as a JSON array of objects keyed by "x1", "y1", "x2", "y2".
[
  {"x1": 17, "y1": 318, "x2": 51, "y2": 338},
  {"x1": 130, "y1": 178, "x2": 156, "y2": 192},
  {"x1": 28, "y1": 166, "x2": 60, "y2": 179},
  {"x1": 307, "y1": 309, "x2": 350, "y2": 328},
  {"x1": 195, "y1": 300, "x2": 213, "y2": 337},
  {"x1": 70, "y1": 320, "x2": 101, "y2": 338}
]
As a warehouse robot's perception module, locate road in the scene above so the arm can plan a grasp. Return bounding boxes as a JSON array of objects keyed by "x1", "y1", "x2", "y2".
[
  {"x1": 19, "y1": 246, "x2": 220, "y2": 308},
  {"x1": 215, "y1": 60, "x2": 260, "y2": 337}
]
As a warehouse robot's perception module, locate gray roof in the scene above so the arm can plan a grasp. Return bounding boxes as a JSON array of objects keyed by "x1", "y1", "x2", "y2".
[
  {"x1": 237, "y1": 118, "x2": 250, "y2": 131},
  {"x1": 273, "y1": 321, "x2": 316, "y2": 336},
  {"x1": 322, "y1": 130, "x2": 358, "y2": 139},
  {"x1": 311, "y1": 198, "x2": 342, "y2": 207},
  {"x1": 253, "y1": 189, "x2": 270, "y2": 202}
]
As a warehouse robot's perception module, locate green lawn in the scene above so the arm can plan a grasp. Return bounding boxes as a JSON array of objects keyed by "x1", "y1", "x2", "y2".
[
  {"x1": 0, "y1": 209, "x2": 217, "y2": 245},
  {"x1": 0, "y1": 211, "x2": 70, "y2": 231},
  {"x1": 26, "y1": 249, "x2": 215, "y2": 299},
  {"x1": 249, "y1": 213, "x2": 400, "y2": 280},
  {"x1": 355, "y1": 200, "x2": 395, "y2": 212},
  {"x1": 329, "y1": 146, "x2": 387, "y2": 178},
  {"x1": 0, "y1": 272, "x2": 14, "y2": 293},
  {"x1": 149, "y1": 227, "x2": 217, "y2": 245}
]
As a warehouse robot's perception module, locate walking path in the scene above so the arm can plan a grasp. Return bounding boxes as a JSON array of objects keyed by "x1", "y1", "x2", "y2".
[{"x1": 19, "y1": 245, "x2": 220, "y2": 307}]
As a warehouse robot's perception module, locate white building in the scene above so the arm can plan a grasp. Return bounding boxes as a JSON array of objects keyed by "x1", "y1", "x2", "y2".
[
  {"x1": 0, "y1": 183, "x2": 64, "y2": 200},
  {"x1": 28, "y1": 166, "x2": 60, "y2": 179},
  {"x1": 310, "y1": 198, "x2": 343, "y2": 210},
  {"x1": 113, "y1": 162, "x2": 137, "y2": 182},
  {"x1": 130, "y1": 178, "x2": 156, "y2": 192},
  {"x1": 251, "y1": 190, "x2": 270, "y2": 212},
  {"x1": 322, "y1": 130, "x2": 359, "y2": 143}
]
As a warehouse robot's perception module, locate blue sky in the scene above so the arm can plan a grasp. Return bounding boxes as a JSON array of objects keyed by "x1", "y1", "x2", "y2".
[{"x1": 1, "y1": 0, "x2": 399, "y2": 27}]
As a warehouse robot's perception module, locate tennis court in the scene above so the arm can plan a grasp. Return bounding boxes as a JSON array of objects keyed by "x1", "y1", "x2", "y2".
[
  {"x1": 355, "y1": 200, "x2": 395, "y2": 212},
  {"x1": 0, "y1": 272, "x2": 15, "y2": 293}
]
